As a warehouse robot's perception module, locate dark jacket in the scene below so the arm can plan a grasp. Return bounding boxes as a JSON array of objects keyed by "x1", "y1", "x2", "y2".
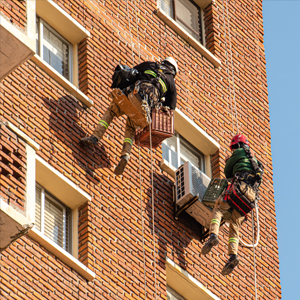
[
  {"x1": 134, "y1": 61, "x2": 177, "y2": 110},
  {"x1": 224, "y1": 148, "x2": 258, "y2": 179}
]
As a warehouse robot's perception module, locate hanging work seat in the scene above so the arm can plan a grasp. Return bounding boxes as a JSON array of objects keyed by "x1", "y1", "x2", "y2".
[
  {"x1": 110, "y1": 88, "x2": 149, "y2": 129},
  {"x1": 135, "y1": 108, "x2": 174, "y2": 149}
]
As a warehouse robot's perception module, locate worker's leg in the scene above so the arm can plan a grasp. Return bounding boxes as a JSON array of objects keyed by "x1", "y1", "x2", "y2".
[
  {"x1": 80, "y1": 101, "x2": 122, "y2": 147},
  {"x1": 228, "y1": 209, "x2": 245, "y2": 255},
  {"x1": 221, "y1": 209, "x2": 245, "y2": 275},
  {"x1": 202, "y1": 195, "x2": 230, "y2": 255},
  {"x1": 93, "y1": 102, "x2": 122, "y2": 140},
  {"x1": 114, "y1": 117, "x2": 137, "y2": 175}
]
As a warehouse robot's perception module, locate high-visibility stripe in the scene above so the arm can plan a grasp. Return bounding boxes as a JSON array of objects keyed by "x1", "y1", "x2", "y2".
[
  {"x1": 229, "y1": 238, "x2": 239, "y2": 244},
  {"x1": 124, "y1": 138, "x2": 133, "y2": 145},
  {"x1": 99, "y1": 120, "x2": 109, "y2": 129},
  {"x1": 210, "y1": 219, "x2": 220, "y2": 225},
  {"x1": 145, "y1": 70, "x2": 157, "y2": 77},
  {"x1": 144, "y1": 70, "x2": 167, "y2": 93},
  {"x1": 158, "y1": 78, "x2": 167, "y2": 93}
]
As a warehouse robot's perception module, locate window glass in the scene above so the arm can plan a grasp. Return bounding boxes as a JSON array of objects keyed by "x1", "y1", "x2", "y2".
[
  {"x1": 36, "y1": 16, "x2": 71, "y2": 81},
  {"x1": 162, "y1": 134, "x2": 178, "y2": 169},
  {"x1": 35, "y1": 183, "x2": 70, "y2": 252},
  {"x1": 175, "y1": 0, "x2": 200, "y2": 40},
  {"x1": 43, "y1": 24, "x2": 70, "y2": 79},
  {"x1": 159, "y1": 0, "x2": 202, "y2": 43},
  {"x1": 162, "y1": 132, "x2": 205, "y2": 172},
  {"x1": 180, "y1": 135, "x2": 204, "y2": 170}
]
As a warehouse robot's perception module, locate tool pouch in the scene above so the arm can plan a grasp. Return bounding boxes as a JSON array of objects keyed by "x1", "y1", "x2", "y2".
[{"x1": 224, "y1": 179, "x2": 256, "y2": 218}]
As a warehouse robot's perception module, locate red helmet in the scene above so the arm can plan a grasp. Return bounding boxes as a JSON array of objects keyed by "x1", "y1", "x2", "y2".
[{"x1": 230, "y1": 134, "x2": 249, "y2": 150}]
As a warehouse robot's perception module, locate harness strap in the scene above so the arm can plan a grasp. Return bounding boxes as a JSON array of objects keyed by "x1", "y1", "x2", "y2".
[{"x1": 144, "y1": 69, "x2": 168, "y2": 94}]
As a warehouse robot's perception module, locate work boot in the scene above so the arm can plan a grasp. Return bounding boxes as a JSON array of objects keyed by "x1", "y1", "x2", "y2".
[
  {"x1": 201, "y1": 234, "x2": 219, "y2": 255},
  {"x1": 221, "y1": 254, "x2": 239, "y2": 276},
  {"x1": 114, "y1": 154, "x2": 130, "y2": 175},
  {"x1": 79, "y1": 136, "x2": 98, "y2": 147}
]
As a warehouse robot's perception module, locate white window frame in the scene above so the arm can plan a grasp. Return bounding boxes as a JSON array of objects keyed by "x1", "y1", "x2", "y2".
[
  {"x1": 35, "y1": 183, "x2": 70, "y2": 252},
  {"x1": 166, "y1": 257, "x2": 220, "y2": 300},
  {"x1": 163, "y1": 131, "x2": 206, "y2": 172},
  {"x1": 159, "y1": 0, "x2": 204, "y2": 45},
  {"x1": 156, "y1": 0, "x2": 221, "y2": 67},
  {"x1": 32, "y1": 0, "x2": 93, "y2": 108},
  {"x1": 160, "y1": 109, "x2": 220, "y2": 178},
  {"x1": 36, "y1": 16, "x2": 73, "y2": 83}
]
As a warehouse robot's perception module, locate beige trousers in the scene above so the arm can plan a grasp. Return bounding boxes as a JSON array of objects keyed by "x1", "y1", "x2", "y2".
[
  {"x1": 93, "y1": 101, "x2": 137, "y2": 156},
  {"x1": 209, "y1": 194, "x2": 245, "y2": 255}
]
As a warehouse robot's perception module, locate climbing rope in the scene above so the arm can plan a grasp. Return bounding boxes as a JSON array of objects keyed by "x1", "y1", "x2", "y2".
[
  {"x1": 126, "y1": 0, "x2": 135, "y2": 64},
  {"x1": 221, "y1": 1, "x2": 259, "y2": 298},
  {"x1": 137, "y1": 136, "x2": 148, "y2": 299},
  {"x1": 131, "y1": 2, "x2": 158, "y2": 298},
  {"x1": 149, "y1": 122, "x2": 159, "y2": 300},
  {"x1": 221, "y1": 0, "x2": 239, "y2": 134},
  {"x1": 251, "y1": 207, "x2": 258, "y2": 300}
]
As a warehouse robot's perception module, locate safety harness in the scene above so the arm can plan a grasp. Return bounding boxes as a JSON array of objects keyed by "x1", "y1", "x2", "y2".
[
  {"x1": 224, "y1": 146, "x2": 264, "y2": 218},
  {"x1": 143, "y1": 63, "x2": 172, "y2": 97}
]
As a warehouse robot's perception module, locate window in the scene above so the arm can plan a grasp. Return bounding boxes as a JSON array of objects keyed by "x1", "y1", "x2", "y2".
[
  {"x1": 159, "y1": 0, "x2": 203, "y2": 43},
  {"x1": 162, "y1": 132, "x2": 205, "y2": 172},
  {"x1": 36, "y1": 16, "x2": 72, "y2": 82},
  {"x1": 35, "y1": 183, "x2": 71, "y2": 253},
  {"x1": 167, "y1": 286, "x2": 186, "y2": 300}
]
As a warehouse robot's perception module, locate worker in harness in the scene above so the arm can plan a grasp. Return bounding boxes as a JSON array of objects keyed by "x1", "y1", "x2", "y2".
[
  {"x1": 201, "y1": 134, "x2": 263, "y2": 275},
  {"x1": 79, "y1": 57, "x2": 178, "y2": 175}
]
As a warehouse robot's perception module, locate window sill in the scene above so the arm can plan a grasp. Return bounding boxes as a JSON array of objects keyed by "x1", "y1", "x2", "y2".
[
  {"x1": 160, "y1": 159, "x2": 176, "y2": 178},
  {"x1": 28, "y1": 228, "x2": 95, "y2": 281},
  {"x1": 31, "y1": 55, "x2": 93, "y2": 108},
  {"x1": 155, "y1": 8, "x2": 221, "y2": 68},
  {"x1": 36, "y1": 156, "x2": 92, "y2": 209},
  {"x1": 166, "y1": 257, "x2": 220, "y2": 300}
]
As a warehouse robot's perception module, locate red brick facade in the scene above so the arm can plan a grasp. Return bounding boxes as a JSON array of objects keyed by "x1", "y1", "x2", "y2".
[
  {"x1": 0, "y1": 0, "x2": 280, "y2": 299},
  {"x1": 0, "y1": 0, "x2": 27, "y2": 30}
]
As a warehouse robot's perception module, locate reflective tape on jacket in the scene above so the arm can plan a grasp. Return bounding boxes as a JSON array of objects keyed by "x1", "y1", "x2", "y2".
[{"x1": 144, "y1": 70, "x2": 167, "y2": 93}]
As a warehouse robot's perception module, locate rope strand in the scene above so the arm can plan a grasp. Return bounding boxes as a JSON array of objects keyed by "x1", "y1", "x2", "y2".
[
  {"x1": 149, "y1": 123, "x2": 158, "y2": 300},
  {"x1": 138, "y1": 136, "x2": 148, "y2": 299}
]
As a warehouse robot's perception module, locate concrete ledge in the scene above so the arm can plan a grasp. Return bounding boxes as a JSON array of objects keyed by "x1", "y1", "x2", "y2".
[
  {"x1": 31, "y1": 55, "x2": 93, "y2": 107},
  {"x1": 155, "y1": 8, "x2": 221, "y2": 68},
  {"x1": 175, "y1": 109, "x2": 220, "y2": 156},
  {"x1": 160, "y1": 159, "x2": 176, "y2": 178},
  {"x1": 166, "y1": 257, "x2": 220, "y2": 300},
  {"x1": 36, "y1": 156, "x2": 92, "y2": 209},
  {"x1": 36, "y1": 0, "x2": 90, "y2": 44},
  {"x1": 28, "y1": 228, "x2": 95, "y2": 281},
  {"x1": 0, "y1": 199, "x2": 33, "y2": 252},
  {"x1": 0, "y1": 121, "x2": 40, "y2": 151}
]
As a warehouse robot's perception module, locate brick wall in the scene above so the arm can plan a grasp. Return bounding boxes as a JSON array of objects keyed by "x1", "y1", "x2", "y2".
[
  {"x1": 0, "y1": 123, "x2": 27, "y2": 212},
  {"x1": 0, "y1": 0, "x2": 281, "y2": 299},
  {"x1": 0, "y1": 0, "x2": 27, "y2": 30}
]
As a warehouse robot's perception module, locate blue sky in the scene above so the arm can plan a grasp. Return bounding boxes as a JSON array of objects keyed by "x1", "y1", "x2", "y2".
[{"x1": 263, "y1": 0, "x2": 300, "y2": 298}]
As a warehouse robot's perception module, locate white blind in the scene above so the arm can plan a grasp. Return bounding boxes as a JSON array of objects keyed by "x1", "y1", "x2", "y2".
[
  {"x1": 44, "y1": 195, "x2": 64, "y2": 248},
  {"x1": 35, "y1": 183, "x2": 70, "y2": 251},
  {"x1": 35, "y1": 185, "x2": 42, "y2": 231},
  {"x1": 175, "y1": 0, "x2": 200, "y2": 39},
  {"x1": 160, "y1": 0, "x2": 173, "y2": 18}
]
